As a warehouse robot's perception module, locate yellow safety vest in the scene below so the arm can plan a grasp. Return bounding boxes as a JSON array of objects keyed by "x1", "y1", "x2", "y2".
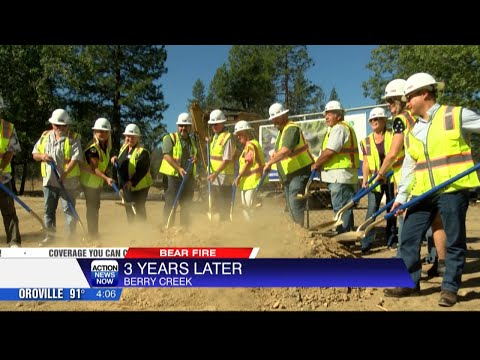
[
  {"x1": 210, "y1": 130, "x2": 234, "y2": 175},
  {"x1": 37, "y1": 130, "x2": 80, "y2": 178},
  {"x1": 388, "y1": 110, "x2": 416, "y2": 185},
  {"x1": 238, "y1": 139, "x2": 268, "y2": 191},
  {"x1": 361, "y1": 130, "x2": 398, "y2": 191},
  {"x1": 159, "y1": 132, "x2": 197, "y2": 177},
  {"x1": 80, "y1": 140, "x2": 110, "y2": 189},
  {"x1": 0, "y1": 119, "x2": 14, "y2": 173},
  {"x1": 406, "y1": 105, "x2": 480, "y2": 196},
  {"x1": 276, "y1": 122, "x2": 314, "y2": 175},
  {"x1": 119, "y1": 144, "x2": 153, "y2": 191},
  {"x1": 322, "y1": 122, "x2": 360, "y2": 170}
]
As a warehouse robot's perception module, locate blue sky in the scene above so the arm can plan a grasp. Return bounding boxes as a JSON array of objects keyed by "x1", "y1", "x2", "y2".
[{"x1": 161, "y1": 45, "x2": 379, "y2": 133}]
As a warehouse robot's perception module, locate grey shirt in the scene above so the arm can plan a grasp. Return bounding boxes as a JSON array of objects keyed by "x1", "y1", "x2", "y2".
[
  {"x1": 320, "y1": 122, "x2": 359, "y2": 185},
  {"x1": 32, "y1": 130, "x2": 83, "y2": 189}
]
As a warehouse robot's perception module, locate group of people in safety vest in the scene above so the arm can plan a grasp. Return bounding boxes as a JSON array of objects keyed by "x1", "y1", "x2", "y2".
[
  {"x1": 160, "y1": 72, "x2": 480, "y2": 308},
  {"x1": 1, "y1": 71, "x2": 478, "y2": 308}
]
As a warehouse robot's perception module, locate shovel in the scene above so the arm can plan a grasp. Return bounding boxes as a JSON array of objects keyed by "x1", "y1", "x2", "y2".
[
  {"x1": 48, "y1": 161, "x2": 88, "y2": 241},
  {"x1": 243, "y1": 170, "x2": 270, "y2": 220},
  {"x1": 311, "y1": 169, "x2": 394, "y2": 232},
  {"x1": 331, "y1": 199, "x2": 396, "y2": 243},
  {"x1": 206, "y1": 139, "x2": 213, "y2": 221},
  {"x1": 230, "y1": 161, "x2": 239, "y2": 221},
  {"x1": 296, "y1": 170, "x2": 319, "y2": 200},
  {"x1": 166, "y1": 159, "x2": 193, "y2": 229},
  {"x1": 112, "y1": 182, "x2": 136, "y2": 214},
  {"x1": 113, "y1": 159, "x2": 137, "y2": 215},
  {"x1": 362, "y1": 162, "x2": 480, "y2": 238},
  {"x1": 0, "y1": 175, "x2": 56, "y2": 237}
]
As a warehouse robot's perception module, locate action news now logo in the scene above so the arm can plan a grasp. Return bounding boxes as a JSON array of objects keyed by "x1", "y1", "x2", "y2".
[{"x1": 91, "y1": 260, "x2": 119, "y2": 287}]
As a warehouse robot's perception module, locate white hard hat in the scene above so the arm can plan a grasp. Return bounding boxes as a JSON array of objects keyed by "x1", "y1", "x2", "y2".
[
  {"x1": 323, "y1": 100, "x2": 344, "y2": 115},
  {"x1": 176, "y1": 112, "x2": 192, "y2": 125},
  {"x1": 49, "y1": 109, "x2": 71, "y2": 125},
  {"x1": 369, "y1": 107, "x2": 388, "y2": 120},
  {"x1": 92, "y1": 117, "x2": 111, "y2": 131},
  {"x1": 402, "y1": 72, "x2": 445, "y2": 101},
  {"x1": 382, "y1": 79, "x2": 406, "y2": 99},
  {"x1": 268, "y1": 103, "x2": 289, "y2": 120},
  {"x1": 208, "y1": 109, "x2": 227, "y2": 124},
  {"x1": 234, "y1": 120, "x2": 253, "y2": 134},
  {"x1": 123, "y1": 124, "x2": 141, "y2": 136}
]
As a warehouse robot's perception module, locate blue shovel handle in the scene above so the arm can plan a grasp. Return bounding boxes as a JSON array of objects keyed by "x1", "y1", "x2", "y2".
[
  {"x1": 353, "y1": 169, "x2": 394, "y2": 203},
  {"x1": 384, "y1": 162, "x2": 480, "y2": 220},
  {"x1": 171, "y1": 159, "x2": 193, "y2": 211}
]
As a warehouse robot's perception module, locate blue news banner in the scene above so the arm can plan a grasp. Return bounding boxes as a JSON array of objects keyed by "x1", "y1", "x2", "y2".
[
  {"x1": 0, "y1": 288, "x2": 121, "y2": 301},
  {"x1": 78, "y1": 258, "x2": 414, "y2": 288}
]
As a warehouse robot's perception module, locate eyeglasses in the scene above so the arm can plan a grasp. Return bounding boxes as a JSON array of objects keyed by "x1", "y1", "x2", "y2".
[{"x1": 369, "y1": 118, "x2": 384, "y2": 123}]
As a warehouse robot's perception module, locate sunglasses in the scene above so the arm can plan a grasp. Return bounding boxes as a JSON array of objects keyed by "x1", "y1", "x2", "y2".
[
  {"x1": 369, "y1": 118, "x2": 385, "y2": 123},
  {"x1": 405, "y1": 90, "x2": 423, "y2": 102}
]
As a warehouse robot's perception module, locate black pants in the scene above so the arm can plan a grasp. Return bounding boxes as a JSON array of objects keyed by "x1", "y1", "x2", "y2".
[
  {"x1": 124, "y1": 187, "x2": 150, "y2": 223},
  {"x1": 83, "y1": 186, "x2": 102, "y2": 237},
  {"x1": 0, "y1": 180, "x2": 21, "y2": 245},
  {"x1": 163, "y1": 175, "x2": 194, "y2": 227},
  {"x1": 211, "y1": 185, "x2": 232, "y2": 222}
]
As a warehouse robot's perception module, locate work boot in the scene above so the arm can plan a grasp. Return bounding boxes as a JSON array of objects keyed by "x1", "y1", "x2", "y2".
[
  {"x1": 423, "y1": 259, "x2": 446, "y2": 277},
  {"x1": 383, "y1": 284, "x2": 420, "y2": 298},
  {"x1": 438, "y1": 290, "x2": 457, "y2": 307}
]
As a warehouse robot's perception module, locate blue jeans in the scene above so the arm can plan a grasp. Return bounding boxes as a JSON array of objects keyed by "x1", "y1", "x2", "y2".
[
  {"x1": 284, "y1": 173, "x2": 309, "y2": 226},
  {"x1": 400, "y1": 190, "x2": 469, "y2": 292},
  {"x1": 43, "y1": 185, "x2": 78, "y2": 236},
  {"x1": 395, "y1": 214, "x2": 404, "y2": 258},
  {"x1": 327, "y1": 182, "x2": 356, "y2": 233},
  {"x1": 362, "y1": 183, "x2": 396, "y2": 250}
]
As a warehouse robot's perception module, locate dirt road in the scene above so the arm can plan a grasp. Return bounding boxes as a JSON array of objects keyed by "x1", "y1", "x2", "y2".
[{"x1": 1, "y1": 189, "x2": 479, "y2": 311}]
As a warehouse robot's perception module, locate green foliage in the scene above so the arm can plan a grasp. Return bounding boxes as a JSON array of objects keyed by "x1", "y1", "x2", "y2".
[
  {"x1": 0, "y1": 45, "x2": 61, "y2": 172},
  {"x1": 363, "y1": 45, "x2": 480, "y2": 160},
  {"x1": 57, "y1": 45, "x2": 169, "y2": 153},
  {"x1": 269, "y1": 45, "x2": 316, "y2": 110},
  {"x1": 208, "y1": 46, "x2": 276, "y2": 114},
  {"x1": 207, "y1": 45, "x2": 323, "y2": 117},
  {"x1": 328, "y1": 86, "x2": 340, "y2": 102},
  {"x1": 189, "y1": 79, "x2": 207, "y2": 109}
]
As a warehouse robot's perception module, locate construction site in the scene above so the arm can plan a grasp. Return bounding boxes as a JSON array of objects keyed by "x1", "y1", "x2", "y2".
[{"x1": 1, "y1": 103, "x2": 480, "y2": 312}]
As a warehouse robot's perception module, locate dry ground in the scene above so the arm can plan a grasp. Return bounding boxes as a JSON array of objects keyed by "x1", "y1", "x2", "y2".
[{"x1": 1, "y1": 185, "x2": 479, "y2": 312}]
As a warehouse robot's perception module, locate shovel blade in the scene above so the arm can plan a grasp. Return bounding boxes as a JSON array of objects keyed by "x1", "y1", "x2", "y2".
[
  {"x1": 310, "y1": 219, "x2": 342, "y2": 232},
  {"x1": 296, "y1": 193, "x2": 312, "y2": 200},
  {"x1": 332, "y1": 231, "x2": 361, "y2": 243}
]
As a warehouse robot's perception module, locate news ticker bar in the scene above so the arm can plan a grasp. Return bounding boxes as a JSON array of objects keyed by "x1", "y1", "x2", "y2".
[
  {"x1": 0, "y1": 288, "x2": 122, "y2": 301},
  {"x1": 0, "y1": 247, "x2": 415, "y2": 289},
  {"x1": 0, "y1": 247, "x2": 259, "y2": 259},
  {"x1": 80, "y1": 258, "x2": 414, "y2": 288}
]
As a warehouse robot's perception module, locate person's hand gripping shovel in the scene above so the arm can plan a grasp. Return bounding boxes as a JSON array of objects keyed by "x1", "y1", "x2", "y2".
[
  {"x1": 360, "y1": 162, "x2": 480, "y2": 240},
  {"x1": 311, "y1": 169, "x2": 394, "y2": 232},
  {"x1": 296, "y1": 170, "x2": 319, "y2": 200},
  {"x1": 48, "y1": 161, "x2": 88, "y2": 242},
  {"x1": 166, "y1": 159, "x2": 193, "y2": 229},
  {"x1": 111, "y1": 182, "x2": 136, "y2": 214}
]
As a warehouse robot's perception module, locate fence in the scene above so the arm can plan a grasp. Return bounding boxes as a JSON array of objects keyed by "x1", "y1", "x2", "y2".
[{"x1": 224, "y1": 104, "x2": 391, "y2": 232}]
